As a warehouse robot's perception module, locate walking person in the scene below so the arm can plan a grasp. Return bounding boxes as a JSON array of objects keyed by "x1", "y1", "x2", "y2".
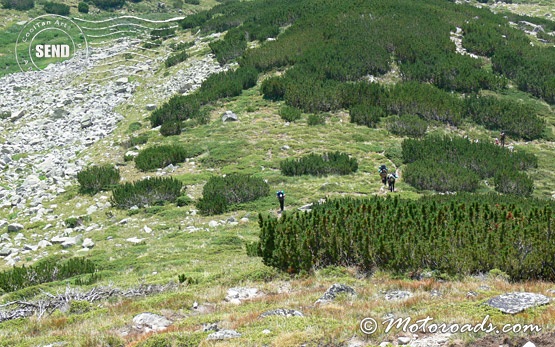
[
  {"x1": 500, "y1": 131, "x2": 506, "y2": 147},
  {"x1": 276, "y1": 190, "x2": 285, "y2": 213}
]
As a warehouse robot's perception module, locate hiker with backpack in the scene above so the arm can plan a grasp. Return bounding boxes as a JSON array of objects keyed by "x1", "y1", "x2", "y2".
[
  {"x1": 276, "y1": 190, "x2": 285, "y2": 213},
  {"x1": 378, "y1": 164, "x2": 388, "y2": 185},
  {"x1": 500, "y1": 131, "x2": 506, "y2": 147},
  {"x1": 387, "y1": 172, "x2": 399, "y2": 192}
]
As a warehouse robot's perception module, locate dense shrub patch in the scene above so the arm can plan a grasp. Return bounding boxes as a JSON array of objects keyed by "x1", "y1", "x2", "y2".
[
  {"x1": 1, "y1": 0, "x2": 34, "y2": 10},
  {"x1": 0, "y1": 257, "x2": 97, "y2": 293},
  {"x1": 402, "y1": 136, "x2": 537, "y2": 193},
  {"x1": 77, "y1": 165, "x2": 120, "y2": 195},
  {"x1": 165, "y1": 50, "x2": 188, "y2": 68},
  {"x1": 279, "y1": 105, "x2": 301, "y2": 122},
  {"x1": 252, "y1": 195, "x2": 555, "y2": 281},
  {"x1": 197, "y1": 174, "x2": 269, "y2": 215},
  {"x1": 78, "y1": 1, "x2": 89, "y2": 13},
  {"x1": 43, "y1": 1, "x2": 70, "y2": 15},
  {"x1": 280, "y1": 152, "x2": 358, "y2": 177},
  {"x1": 135, "y1": 145, "x2": 200, "y2": 171},
  {"x1": 464, "y1": 95, "x2": 545, "y2": 140},
  {"x1": 349, "y1": 103, "x2": 385, "y2": 128},
  {"x1": 159, "y1": 120, "x2": 182, "y2": 136},
  {"x1": 111, "y1": 177, "x2": 183, "y2": 208},
  {"x1": 93, "y1": 0, "x2": 125, "y2": 11}
]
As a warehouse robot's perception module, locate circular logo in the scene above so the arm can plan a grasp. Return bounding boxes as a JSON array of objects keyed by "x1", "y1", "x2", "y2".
[
  {"x1": 360, "y1": 318, "x2": 378, "y2": 335},
  {"x1": 15, "y1": 14, "x2": 89, "y2": 72}
]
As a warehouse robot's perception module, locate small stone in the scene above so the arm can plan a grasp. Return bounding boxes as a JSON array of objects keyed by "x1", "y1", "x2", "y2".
[
  {"x1": 206, "y1": 329, "x2": 241, "y2": 340},
  {"x1": 203, "y1": 323, "x2": 219, "y2": 332},
  {"x1": 7, "y1": 223, "x2": 24, "y2": 232},
  {"x1": 116, "y1": 77, "x2": 129, "y2": 85},
  {"x1": 262, "y1": 329, "x2": 271, "y2": 335},
  {"x1": 398, "y1": 336, "x2": 411, "y2": 345},
  {"x1": 280, "y1": 145, "x2": 290, "y2": 150},
  {"x1": 379, "y1": 343, "x2": 392, "y2": 347},
  {"x1": 38, "y1": 240, "x2": 52, "y2": 248},
  {"x1": 222, "y1": 110, "x2": 238, "y2": 122},
  {"x1": 385, "y1": 290, "x2": 413, "y2": 301},
  {"x1": 0, "y1": 248, "x2": 12, "y2": 256},
  {"x1": 208, "y1": 220, "x2": 218, "y2": 228},
  {"x1": 86, "y1": 205, "x2": 98, "y2": 215},
  {"x1": 144, "y1": 225, "x2": 152, "y2": 233},
  {"x1": 82, "y1": 238, "x2": 95, "y2": 248},
  {"x1": 522, "y1": 342, "x2": 536, "y2": 347},
  {"x1": 316, "y1": 283, "x2": 356, "y2": 304},
  {"x1": 146, "y1": 104, "x2": 157, "y2": 111},
  {"x1": 260, "y1": 308, "x2": 304, "y2": 318},
  {"x1": 126, "y1": 237, "x2": 145, "y2": 244}
]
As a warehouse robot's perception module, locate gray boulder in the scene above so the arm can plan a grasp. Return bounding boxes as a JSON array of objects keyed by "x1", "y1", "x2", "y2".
[
  {"x1": 222, "y1": 110, "x2": 238, "y2": 122},
  {"x1": 146, "y1": 104, "x2": 157, "y2": 111},
  {"x1": 486, "y1": 292, "x2": 549, "y2": 314},
  {"x1": 132, "y1": 312, "x2": 172, "y2": 332},
  {"x1": 0, "y1": 248, "x2": 12, "y2": 257},
  {"x1": 316, "y1": 283, "x2": 356, "y2": 304}
]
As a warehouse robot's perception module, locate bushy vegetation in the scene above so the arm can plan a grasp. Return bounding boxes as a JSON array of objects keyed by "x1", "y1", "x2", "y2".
[
  {"x1": 252, "y1": 195, "x2": 555, "y2": 281},
  {"x1": 78, "y1": 1, "x2": 89, "y2": 13},
  {"x1": 135, "y1": 145, "x2": 199, "y2": 171},
  {"x1": 0, "y1": 257, "x2": 97, "y2": 293},
  {"x1": 197, "y1": 174, "x2": 269, "y2": 215},
  {"x1": 464, "y1": 95, "x2": 545, "y2": 140},
  {"x1": 93, "y1": 0, "x2": 125, "y2": 10},
  {"x1": 43, "y1": 1, "x2": 70, "y2": 15},
  {"x1": 307, "y1": 113, "x2": 325, "y2": 126},
  {"x1": 150, "y1": 67, "x2": 257, "y2": 133},
  {"x1": 111, "y1": 177, "x2": 183, "y2": 208},
  {"x1": 165, "y1": 50, "x2": 188, "y2": 68},
  {"x1": 77, "y1": 165, "x2": 121, "y2": 195},
  {"x1": 1, "y1": 0, "x2": 34, "y2": 10},
  {"x1": 462, "y1": 16, "x2": 555, "y2": 104},
  {"x1": 495, "y1": 170, "x2": 534, "y2": 197},
  {"x1": 402, "y1": 136, "x2": 537, "y2": 193},
  {"x1": 121, "y1": 134, "x2": 148, "y2": 148},
  {"x1": 279, "y1": 105, "x2": 301, "y2": 122},
  {"x1": 349, "y1": 103, "x2": 385, "y2": 128},
  {"x1": 159, "y1": 120, "x2": 182, "y2": 136},
  {"x1": 387, "y1": 114, "x2": 428, "y2": 138},
  {"x1": 280, "y1": 151, "x2": 358, "y2": 177}
]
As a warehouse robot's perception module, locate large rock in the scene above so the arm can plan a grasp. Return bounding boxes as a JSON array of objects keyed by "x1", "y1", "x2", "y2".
[
  {"x1": 222, "y1": 110, "x2": 238, "y2": 122},
  {"x1": 82, "y1": 238, "x2": 95, "y2": 248},
  {"x1": 206, "y1": 329, "x2": 241, "y2": 340},
  {"x1": 0, "y1": 248, "x2": 12, "y2": 257},
  {"x1": 126, "y1": 237, "x2": 145, "y2": 244},
  {"x1": 7, "y1": 223, "x2": 24, "y2": 232},
  {"x1": 132, "y1": 312, "x2": 172, "y2": 332},
  {"x1": 486, "y1": 292, "x2": 549, "y2": 314},
  {"x1": 316, "y1": 283, "x2": 356, "y2": 304}
]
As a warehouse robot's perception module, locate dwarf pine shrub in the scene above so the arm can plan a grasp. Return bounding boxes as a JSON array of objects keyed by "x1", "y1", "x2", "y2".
[
  {"x1": 197, "y1": 173, "x2": 270, "y2": 215},
  {"x1": 280, "y1": 151, "x2": 358, "y2": 176},
  {"x1": 111, "y1": 177, "x2": 183, "y2": 208},
  {"x1": 252, "y1": 194, "x2": 555, "y2": 281},
  {"x1": 77, "y1": 165, "x2": 120, "y2": 195},
  {"x1": 159, "y1": 121, "x2": 182, "y2": 136},
  {"x1": 134, "y1": 145, "x2": 193, "y2": 171},
  {"x1": 0, "y1": 257, "x2": 97, "y2": 293},
  {"x1": 279, "y1": 105, "x2": 301, "y2": 122}
]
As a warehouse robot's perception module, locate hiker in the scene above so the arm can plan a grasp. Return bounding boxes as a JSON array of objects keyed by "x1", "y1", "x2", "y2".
[
  {"x1": 387, "y1": 173, "x2": 398, "y2": 192},
  {"x1": 276, "y1": 190, "x2": 285, "y2": 213},
  {"x1": 378, "y1": 164, "x2": 388, "y2": 185},
  {"x1": 500, "y1": 131, "x2": 506, "y2": 147}
]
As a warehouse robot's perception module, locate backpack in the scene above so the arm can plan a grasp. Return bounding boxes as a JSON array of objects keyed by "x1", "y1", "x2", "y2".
[{"x1": 277, "y1": 191, "x2": 285, "y2": 199}]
